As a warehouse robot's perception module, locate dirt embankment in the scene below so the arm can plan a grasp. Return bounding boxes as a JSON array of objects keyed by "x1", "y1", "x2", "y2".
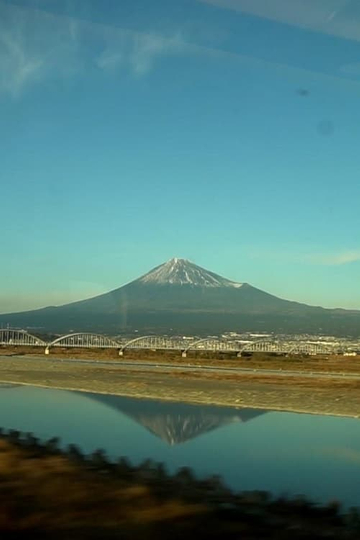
[
  {"x1": 0, "y1": 355, "x2": 359, "y2": 418},
  {"x1": 2, "y1": 346, "x2": 360, "y2": 373}
]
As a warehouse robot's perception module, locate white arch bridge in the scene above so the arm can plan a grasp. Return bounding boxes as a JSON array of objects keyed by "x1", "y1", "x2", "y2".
[
  {"x1": 0, "y1": 329, "x2": 346, "y2": 356},
  {"x1": 0, "y1": 329, "x2": 46, "y2": 347}
]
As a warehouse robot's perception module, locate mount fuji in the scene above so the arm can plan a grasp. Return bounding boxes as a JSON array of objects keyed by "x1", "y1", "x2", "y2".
[{"x1": 1, "y1": 258, "x2": 360, "y2": 336}]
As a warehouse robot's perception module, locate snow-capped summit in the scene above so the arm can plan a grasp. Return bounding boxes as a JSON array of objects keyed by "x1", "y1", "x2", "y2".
[{"x1": 136, "y1": 258, "x2": 244, "y2": 288}]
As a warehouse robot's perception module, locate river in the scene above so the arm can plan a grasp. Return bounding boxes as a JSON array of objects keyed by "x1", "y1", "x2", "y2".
[{"x1": 1, "y1": 383, "x2": 359, "y2": 507}]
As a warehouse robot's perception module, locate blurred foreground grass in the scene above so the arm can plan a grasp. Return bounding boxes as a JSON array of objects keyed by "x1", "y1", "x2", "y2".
[{"x1": 0, "y1": 429, "x2": 359, "y2": 539}]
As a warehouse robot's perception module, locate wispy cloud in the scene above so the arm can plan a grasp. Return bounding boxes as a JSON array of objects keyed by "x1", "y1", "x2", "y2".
[
  {"x1": 249, "y1": 248, "x2": 360, "y2": 266},
  {"x1": 0, "y1": 1, "x2": 191, "y2": 96},
  {"x1": 0, "y1": 18, "x2": 44, "y2": 96},
  {"x1": 197, "y1": 0, "x2": 359, "y2": 42},
  {"x1": 320, "y1": 446, "x2": 360, "y2": 465},
  {"x1": 0, "y1": 280, "x2": 107, "y2": 314},
  {"x1": 339, "y1": 62, "x2": 360, "y2": 76},
  {"x1": 0, "y1": 2, "x2": 81, "y2": 96},
  {"x1": 96, "y1": 30, "x2": 187, "y2": 76},
  {"x1": 305, "y1": 250, "x2": 360, "y2": 266},
  {"x1": 2, "y1": 0, "x2": 360, "y2": 99}
]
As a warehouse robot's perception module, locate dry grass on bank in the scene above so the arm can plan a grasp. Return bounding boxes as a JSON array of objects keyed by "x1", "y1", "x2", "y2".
[
  {"x1": 0, "y1": 438, "x2": 204, "y2": 539},
  {"x1": 0, "y1": 434, "x2": 360, "y2": 539},
  {"x1": 2, "y1": 346, "x2": 360, "y2": 375},
  {"x1": 156, "y1": 368, "x2": 360, "y2": 389}
]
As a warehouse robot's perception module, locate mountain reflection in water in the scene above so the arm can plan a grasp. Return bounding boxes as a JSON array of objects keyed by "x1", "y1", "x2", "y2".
[{"x1": 80, "y1": 392, "x2": 267, "y2": 445}]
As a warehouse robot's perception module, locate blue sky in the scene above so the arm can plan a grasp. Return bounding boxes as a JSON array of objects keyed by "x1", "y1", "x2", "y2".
[{"x1": 1, "y1": 0, "x2": 360, "y2": 312}]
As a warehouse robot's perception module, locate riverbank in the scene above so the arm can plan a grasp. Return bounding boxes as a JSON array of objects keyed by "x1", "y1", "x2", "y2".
[
  {"x1": 0, "y1": 428, "x2": 359, "y2": 539},
  {"x1": 0, "y1": 356, "x2": 359, "y2": 418},
  {"x1": 3, "y1": 346, "x2": 360, "y2": 373}
]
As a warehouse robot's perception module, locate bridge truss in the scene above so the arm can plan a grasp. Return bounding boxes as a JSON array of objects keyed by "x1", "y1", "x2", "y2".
[
  {"x1": 0, "y1": 329, "x2": 46, "y2": 347},
  {"x1": 288, "y1": 342, "x2": 337, "y2": 356},
  {"x1": 119, "y1": 335, "x2": 194, "y2": 355},
  {"x1": 45, "y1": 333, "x2": 120, "y2": 354},
  {"x1": 240, "y1": 340, "x2": 290, "y2": 355},
  {"x1": 241, "y1": 339, "x2": 337, "y2": 356},
  {"x1": 0, "y1": 328, "x2": 347, "y2": 357},
  {"x1": 182, "y1": 338, "x2": 241, "y2": 357}
]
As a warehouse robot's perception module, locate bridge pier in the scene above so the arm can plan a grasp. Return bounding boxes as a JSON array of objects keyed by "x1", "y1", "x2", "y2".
[
  {"x1": 118, "y1": 350, "x2": 124, "y2": 357},
  {"x1": 45, "y1": 348, "x2": 49, "y2": 355},
  {"x1": 181, "y1": 351, "x2": 187, "y2": 358}
]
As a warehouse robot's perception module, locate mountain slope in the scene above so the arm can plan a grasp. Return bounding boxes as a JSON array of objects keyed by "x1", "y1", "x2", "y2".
[{"x1": 1, "y1": 258, "x2": 360, "y2": 336}]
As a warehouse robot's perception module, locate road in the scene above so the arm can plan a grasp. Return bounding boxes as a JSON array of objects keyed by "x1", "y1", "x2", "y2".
[{"x1": 2, "y1": 354, "x2": 360, "y2": 381}]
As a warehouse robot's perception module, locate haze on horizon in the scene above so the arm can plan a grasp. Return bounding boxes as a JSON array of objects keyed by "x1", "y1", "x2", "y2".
[{"x1": 1, "y1": 0, "x2": 360, "y2": 314}]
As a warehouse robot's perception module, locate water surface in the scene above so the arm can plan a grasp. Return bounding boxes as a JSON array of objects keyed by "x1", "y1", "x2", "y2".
[{"x1": 0, "y1": 384, "x2": 359, "y2": 506}]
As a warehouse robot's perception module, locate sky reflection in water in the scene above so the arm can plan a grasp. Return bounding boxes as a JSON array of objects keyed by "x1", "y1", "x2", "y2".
[{"x1": 0, "y1": 384, "x2": 359, "y2": 506}]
